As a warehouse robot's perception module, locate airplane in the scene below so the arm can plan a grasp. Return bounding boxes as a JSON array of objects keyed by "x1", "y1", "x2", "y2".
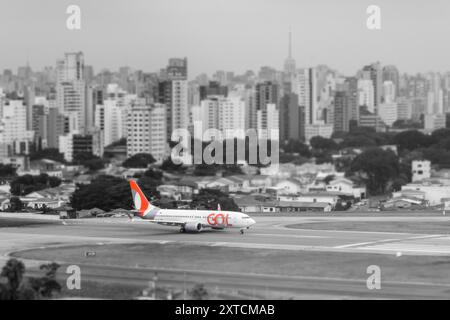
[{"x1": 129, "y1": 180, "x2": 256, "y2": 234}]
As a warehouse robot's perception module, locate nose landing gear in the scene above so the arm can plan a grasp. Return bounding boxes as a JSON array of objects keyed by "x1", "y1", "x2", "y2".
[{"x1": 240, "y1": 229, "x2": 244, "y2": 235}]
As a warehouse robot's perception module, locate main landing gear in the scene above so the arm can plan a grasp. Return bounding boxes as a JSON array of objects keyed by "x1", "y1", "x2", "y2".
[{"x1": 179, "y1": 227, "x2": 186, "y2": 233}]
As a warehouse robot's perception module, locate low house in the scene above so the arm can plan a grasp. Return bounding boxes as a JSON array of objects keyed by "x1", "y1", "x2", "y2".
[
  {"x1": 56, "y1": 205, "x2": 76, "y2": 219},
  {"x1": 277, "y1": 201, "x2": 332, "y2": 213},
  {"x1": 30, "y1": 159, "x2": 64, "y2": 178},
  {"x1": 383, "y1": 196, "x2": 427, "y2": 209},
  {"x1": 27, "y1": 184, "x2": 75, "y2": 203},
  {"x1": 157, "y1": 179, "x2": 198, "y2": 201},
  {"x1": 25, "y1": 198, "x2": 65, "y2": 210},
  {"x1": 233, "y1": 196, "x2": 263, "y2": 213},
  {"x1": 233, "y1": 195, "x2": 276, "y2": 213},
  {"x1": 396, "y1": 181, "x2": 450, "y2": 206},
  {"x1": 248, "y1": 175, "x2": 272, "y2": 192},
  {"x1": 326, "y1": 178, "x2": 366, "y2": 199},
  {"x1": 279, "y1": 192, "x2": 340, "y2": 207},
  {"x1": 273, "y1": 179, "x2": 303, "y2": 195},
  {"x1": 224, "y1": 175, "x2": 251, "y2": 193}
]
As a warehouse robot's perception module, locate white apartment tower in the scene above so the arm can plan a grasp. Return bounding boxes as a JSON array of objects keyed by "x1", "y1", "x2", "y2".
[
  {"x1": 56, "y1": 52, "x2": 87, "y2": 134},
  {"x1": 257, "y1": 103, "x2": 279, "y2": 141},
  {"x1": 0, "y1": 100, "x2": 34, "y2": 155},
  {"x1": 358, "y1": 79, "x2": 375, "y2": 113},
  {"x1": 126, "y1": 101, "x2": 167, "y2": 161}
]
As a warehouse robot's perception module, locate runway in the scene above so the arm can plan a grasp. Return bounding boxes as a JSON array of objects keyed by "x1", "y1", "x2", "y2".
[
  {"x1": 1, "y1": 214, "x2": 450, "y2": 299},
  {"x1": 2, "y1": 215, "x2": 450, "y2": 257}
]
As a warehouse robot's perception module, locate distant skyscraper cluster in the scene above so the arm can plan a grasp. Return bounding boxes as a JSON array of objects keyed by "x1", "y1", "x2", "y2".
[{"x1": 0, "y1": 30, "x2": 449, "y2": 163}]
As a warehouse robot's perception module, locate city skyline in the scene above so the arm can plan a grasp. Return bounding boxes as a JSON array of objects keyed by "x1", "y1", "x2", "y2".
[{"x1": 2, "y1": 0, "x2": 450, "y2": 77}]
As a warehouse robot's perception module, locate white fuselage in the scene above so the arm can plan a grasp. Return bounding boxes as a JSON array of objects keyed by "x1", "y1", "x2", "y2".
[{"x1": 143, "y1": 209, "x2": 256, "y2": 230}]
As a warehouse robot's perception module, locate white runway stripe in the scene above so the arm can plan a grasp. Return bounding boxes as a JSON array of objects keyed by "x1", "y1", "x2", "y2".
[
  {"x1": 250, "y1": 233, "x2": 327, "y2": 239},
  {"x1": 335, "y1": 239, "x2": 400, "y2": 249}
]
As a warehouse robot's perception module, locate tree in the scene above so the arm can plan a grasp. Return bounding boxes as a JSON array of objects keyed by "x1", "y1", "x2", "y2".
[
  {"x1": 283, "y1": 140, "x2": 312, "y2": 157},
  {"x1": 28, "y1": 263, "x2": 61, "y2": 298},
  {"x1": 0, "y1": 259, "x2": 25, "y2": 300},
  {"x1": 70, "y1": 175, "x2": 161, "y2": 211},
  {"x1": 222, "y1": 165, "x2": 244, "y2": 177},
  {"x1": 0, "y1": 164, "x2": 17, "y2": 179},
  {"x1": 393, "y1": 130, "x2": 433, "y2": 151},
  {"x1": 9, "y1": 197, "x2": 23, "y2": 212},
  {"x1": 72, "y1": 152, "x2": 106, "y2": 171},
  {"x1": 193, "y1": 164, "x2": 220, "y2": 176},
  {"x1": 29, "y1": 148, "x2": 65, "y2": 163},
  {"x1": 122, "y1": 153, "x2": 156, "y2": 168},
  {"x1": 340, "y1": 135, "x2": 377, "y2": 148},
  {"x1": 0, "y1": 259, "x2": 61, "y2": 300},
  {"x1": 190, "y1": 284, "x2": 208, "y2": 300},
  {"x1": 160, "y1": 157, "x2": 185, "y2": 172},
  {"x1": 143, "y1": 168, "x2": 164, "y2": 180},
  {"x1": 310, "y1": 136, "x2": 338, "y2": 151},
  {"x1": 431, "y1": 128, "x2": 450, "y2": 143},
  {"x1": 190, "y1": 189, "x2": 239, "y2": 211},
  {"x1": 350, "y1": 148, "x2": 400, "y2": 195},
  {"x1": 10, "y1": 174, "x2": 62, "y2": 196}
]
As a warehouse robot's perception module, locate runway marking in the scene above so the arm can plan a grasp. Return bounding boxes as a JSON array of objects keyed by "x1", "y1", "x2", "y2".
[
  {"x1": 250, "y1": 233, "x2": 327, "y2": 239},
  {"x1": 364, "y1": 245, "x2": 450, "y2": 254},
  {"x1": 334, "y1": 239, "x2": 400, "y2": 249},
  {"x1": 284, "y1": 227, "x2": 421, "y2": 236}
]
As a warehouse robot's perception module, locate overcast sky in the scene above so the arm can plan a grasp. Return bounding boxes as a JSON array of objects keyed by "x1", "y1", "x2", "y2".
[{"x1": 1, "y1": 0, "x2": 449, "y2": 78}]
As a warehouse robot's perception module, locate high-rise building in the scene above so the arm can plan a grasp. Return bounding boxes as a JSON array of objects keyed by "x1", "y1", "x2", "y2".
[
  {"x1": 32, "y1": 104, "x2": 48, "y2": 149},
  {"x1": 56, "y1": 52, "x2": 88, "y2": 134},
  {"x1": 362, "y1": 62, "x2": 382, "y2": 113},
  {"x1": 126, "y1": 101, "x2": 167, "y2": 161},
  {"x1": 191, "y1": 98, "x2": 220, "y2": 140},
  {"x1": 345, "y1": 77, "x2": 359, "y2": 127},
  {"x1": 427, "y1": 72, "x2": 444, "y2": 115},
  {"x1": 378, "y1": 102, "x2": 398, "y2": 126},
  {"x1": 334, "y1": 77, "x2": 359, "y2": 132},
  {"x1": 382, "y1": 65, "x2": 400, "y2": 95},
  {"x1": 199, "y1": 81, "x2": 228, "y2": 100},
  {"x1": 95, "y1": 100, "x2": 126, "y2": 147},
  {"x1": 283, "y1": 28, "x2": 296, "y2": 76},
  {"x1": 56, "y1": 80, "x2": 87, "y2": 133},
  {"x1": 158, "y1": 59, "x2": 189, "y2": 141},
  {"x1": 279, "y1": 93, "x2": 304, "y2": 142},
  {"x1": 333, "y1": 91, "x2": 349, "y2": 133},
  {"x1": 304, "y1": 124, "x2": 333, "y2": 142},
  {"x1": 47, "y1": 104, "x2": 65, "y2": 149},
  {"x1": 359, "y1": 106, "x2": 386, "y2": 132},
  {"x1": 358, "y1": 79, "x2": 375, "y2": 113},
  {"x1": 397, "y1": 97, "x2": 412, "y2": 120},
  {"x1": 255, "y1": 81, "x2": 278, "y2": 111},
  {"x1": 382, "y1": 80, "x2": 396, "y2": 104},
  {"x1": 0, "y1": 100, "x2": 34, "y2": 155},
  {"x1": 167, "y1": 58, "x2": 188, "y2": 81},
  {"x1": 257, "y1": 103, "x2": 279, "y2": 140},
  {"x1": 292, "y1": 68, "x2": 317, "y2": 125},
  {"x1": 424, "y1": 113, "x2": 446, "y2": 131},
  {"x1": 57, "y1": 52, "x2": 84, "y2": 82},
  {"x1": 218, "y1": 96, "x2": 246, "y2": 139},
  {"x1": 191, "y1": 95, "x2": 247, "y2": 140},
  {"x1": 59, "y1": 130, "x2": 104, "y2": 162}
]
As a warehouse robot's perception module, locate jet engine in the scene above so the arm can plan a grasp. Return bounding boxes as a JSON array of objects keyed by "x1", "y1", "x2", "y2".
[{"x1": 184, "y1": 222, "x2": 203, "y2": 232}]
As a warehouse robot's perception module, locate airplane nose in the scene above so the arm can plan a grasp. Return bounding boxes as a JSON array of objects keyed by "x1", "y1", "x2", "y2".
[{"x1": 249, "y1": 218, "x2": 256, "y2": 226}]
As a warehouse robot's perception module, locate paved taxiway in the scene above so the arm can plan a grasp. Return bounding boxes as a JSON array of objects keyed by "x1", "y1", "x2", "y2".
[{"x1": 1, "y1": 214, "x2": 450, "y2": 299}]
